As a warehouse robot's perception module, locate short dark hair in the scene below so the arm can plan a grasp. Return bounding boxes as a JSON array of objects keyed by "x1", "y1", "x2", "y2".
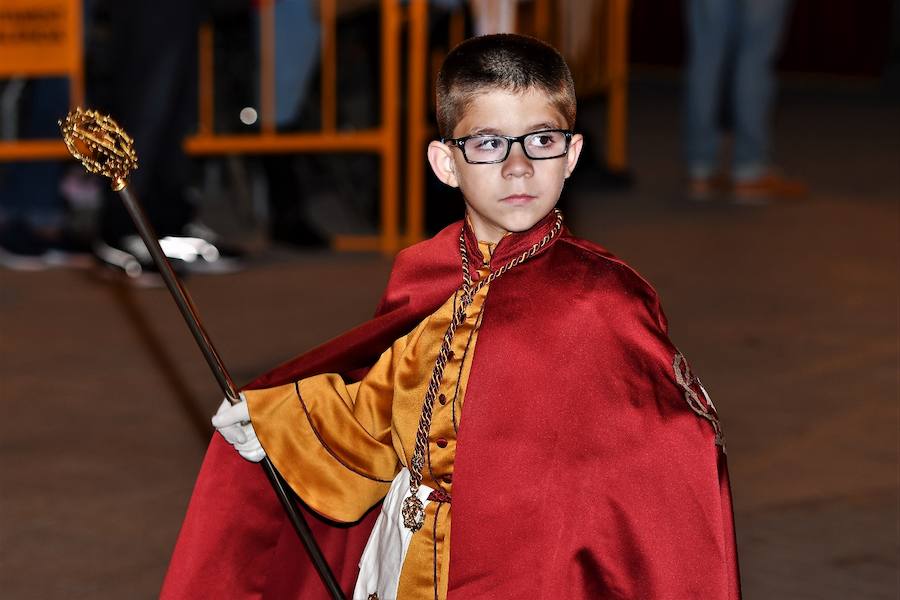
[{"x1": 435, "y1": 34, "x2": 576, "y2": 138}]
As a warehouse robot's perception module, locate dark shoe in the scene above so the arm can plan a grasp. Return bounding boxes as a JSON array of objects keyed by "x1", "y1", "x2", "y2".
[
  {"x1": 270, "y1": 218, "x2": 329, "y2": 249},
  {"x1": 41, "y1": 229, "x2": 94, "y2": 268},
  {"x1": 0, "y1": 222, "x2": 92, "y2": 271},
  {"x1": 0, "y1": 222, "x2": 51, "y2": 271}
]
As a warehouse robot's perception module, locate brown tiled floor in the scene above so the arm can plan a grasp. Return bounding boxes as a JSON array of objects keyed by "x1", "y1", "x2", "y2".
[{"x1": 1, "y1": 78, "x2": 897, "y2": 598}]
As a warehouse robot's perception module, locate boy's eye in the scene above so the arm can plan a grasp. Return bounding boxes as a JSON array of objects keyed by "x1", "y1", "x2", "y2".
[
  {"x1": 528, "y1": 133, "x2": 556, "y2": 148},
  {"x1": 472, "y1": 137, "x2": 505, "y2": 152}
]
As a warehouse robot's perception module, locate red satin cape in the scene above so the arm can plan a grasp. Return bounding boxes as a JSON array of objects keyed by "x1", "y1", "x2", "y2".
[{"x1": 161, "y1": 214, "x2": 741, "y2": 599}]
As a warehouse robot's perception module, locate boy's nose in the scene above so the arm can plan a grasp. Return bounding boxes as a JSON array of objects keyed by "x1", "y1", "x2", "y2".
[{"x1": 501, "y1": 143, "x2": 534, "y2": 178}]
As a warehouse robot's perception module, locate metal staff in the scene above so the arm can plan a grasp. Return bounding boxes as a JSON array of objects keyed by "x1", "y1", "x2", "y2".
[{"x1": 60, "y1": 108, "x2": 346, "y2": 600}]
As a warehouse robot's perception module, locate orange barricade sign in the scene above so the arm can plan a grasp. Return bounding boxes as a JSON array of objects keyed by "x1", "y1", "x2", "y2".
[{"x1": 0, "y1": 0, "x2": 79, "y2": 77}]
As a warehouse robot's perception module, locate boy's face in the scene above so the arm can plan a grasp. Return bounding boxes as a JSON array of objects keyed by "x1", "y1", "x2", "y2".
[{"x1": 428, "y1": 88, "x2": 583, "y2": 244}]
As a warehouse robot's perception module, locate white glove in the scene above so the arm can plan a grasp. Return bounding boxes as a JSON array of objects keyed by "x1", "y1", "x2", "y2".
[{"x1": 211, "y1": 394, "x2": 266, "y2": 462}]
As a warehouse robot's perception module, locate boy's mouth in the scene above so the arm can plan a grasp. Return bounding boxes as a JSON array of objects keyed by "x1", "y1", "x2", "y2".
[{"x1": 500, "y1": 193, "x2": 537, "y2": 205}]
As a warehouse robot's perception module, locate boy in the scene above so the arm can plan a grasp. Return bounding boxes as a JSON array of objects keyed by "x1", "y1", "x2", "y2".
[{"x1": 163, "y1": 34, "x2": 740, "y2": 599}]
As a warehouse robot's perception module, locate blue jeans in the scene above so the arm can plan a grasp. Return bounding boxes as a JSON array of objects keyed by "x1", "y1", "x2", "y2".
[
  {"x1": 274, "y1": 0, "x2": 320, "y2": 127},
  {"x1": 684, "y1": 0, "x2": 792, "y2": 181}
]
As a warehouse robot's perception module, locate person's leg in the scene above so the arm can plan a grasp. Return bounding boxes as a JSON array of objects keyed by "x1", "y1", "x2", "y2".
[
  {"x1": 731, "y1": 0, "x2": 792, "y2": 181},
  {"x1": 0, "y1": 79, "x2": 79, "y2": 268},
  {"x1": 684, "y1": 0, "x2": 736, "y2": 181},
  {"x1": 275, "y1": 0, "x2": 320, "y2": 128},
  {"x1": 0, "y1": 78, "x2": 68, "y2": 231},
  {"x1": 0, "y1": 163, "x2": 64, "y2": 232},
  {"x1": 98, "y1": 0, "x2": 198, "y2": 243}
]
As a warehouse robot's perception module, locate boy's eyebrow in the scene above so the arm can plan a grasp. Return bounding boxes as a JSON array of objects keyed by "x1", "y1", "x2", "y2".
[
  {"x1": 467, "y1": 121, "x2": 562, "y2": 136},
  {"x1": 469, "y1": 127, "x2": 503, "y2": 136},
  {"x1": 525, "y1": 121, "x2": 561, "y2": 131}
]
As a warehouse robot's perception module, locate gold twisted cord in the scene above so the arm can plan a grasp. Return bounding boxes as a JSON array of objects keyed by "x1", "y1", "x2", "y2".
[
  {"x1": 459, "y1": 235, "x2": 473, "y2": 297},
  {"x1": 403, "y1": 210, "x2": 563, "y2": 531}
]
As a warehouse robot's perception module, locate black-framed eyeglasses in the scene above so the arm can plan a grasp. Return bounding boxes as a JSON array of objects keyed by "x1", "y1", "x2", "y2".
[{"x1": 442, "y1": 129, "x2": 573, "y2": 164}]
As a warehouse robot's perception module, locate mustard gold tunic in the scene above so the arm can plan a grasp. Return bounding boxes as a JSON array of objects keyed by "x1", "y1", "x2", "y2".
[{"x1": 245, "y1": 242, "x2": 497, "y2": 600}]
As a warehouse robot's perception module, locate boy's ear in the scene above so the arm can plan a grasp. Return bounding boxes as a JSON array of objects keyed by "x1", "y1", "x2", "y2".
[
  {"x1": 427, "y1": 141, "x2": 459, "y2": 188},
  {"x1": 563, "y1": 133, "x2": 585, "y2": 179}
]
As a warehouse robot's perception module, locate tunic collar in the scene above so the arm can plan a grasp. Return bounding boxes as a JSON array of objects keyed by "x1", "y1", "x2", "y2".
[{"x1": 462, "y1": 209, "x2": 564, "y2": 272}]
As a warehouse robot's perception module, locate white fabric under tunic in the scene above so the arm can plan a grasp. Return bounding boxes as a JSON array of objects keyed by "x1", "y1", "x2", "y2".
[{"x1": 354, "y1": 469, "x2": 435, "y2": 600}]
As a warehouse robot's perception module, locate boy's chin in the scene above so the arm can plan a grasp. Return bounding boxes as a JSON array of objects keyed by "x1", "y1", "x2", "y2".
[
  {"x1": 501, "y1": 205, "x2": 558, "y2": 233},
  {"x1": 465, "y1": 203, "x2": 557, "y2": 241}
]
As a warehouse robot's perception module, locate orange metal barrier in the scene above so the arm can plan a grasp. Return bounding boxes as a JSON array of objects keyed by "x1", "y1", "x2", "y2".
[
  {"x1": 186, "y1": 0, "x2": 403, "y2": 253},
  {"x1": 0, "y1": 0, "x2": 82, "y2": 160}
]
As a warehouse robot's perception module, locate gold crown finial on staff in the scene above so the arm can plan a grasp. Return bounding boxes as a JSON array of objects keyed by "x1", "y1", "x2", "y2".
[{"x1": 59, "y1": 107, "x2": 138, "y2": 192}]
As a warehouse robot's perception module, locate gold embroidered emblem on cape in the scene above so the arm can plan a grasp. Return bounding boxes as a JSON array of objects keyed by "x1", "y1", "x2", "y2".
[{"x1": 673, "y1": 353, "x2": 726, "y2": 453}]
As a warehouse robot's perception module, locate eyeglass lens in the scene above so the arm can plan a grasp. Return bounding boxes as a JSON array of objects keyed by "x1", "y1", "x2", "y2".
[{"x1": 463, "y1": 130, "x2": 569, "y2": 163}]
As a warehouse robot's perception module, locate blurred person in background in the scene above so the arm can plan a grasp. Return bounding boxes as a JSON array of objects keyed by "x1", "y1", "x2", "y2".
[
  {"x1": 261, "y1": 0, "x2": 329, "y2": 247},
  {"x1": 0, "y1": 79, "x2": 92, "y2": 270},
  {"x1": 684, "y1": 0, "x2": 808, "y2": 202},
  {"x1": 470, "y1": 0, "x2": 519, "y2": 35},
  {"x1": 216, "y1": 0, "x2": 378, "y2": 248},
  {"x1": 87, "y1": 0, "x2": 242, "y2": 279}
]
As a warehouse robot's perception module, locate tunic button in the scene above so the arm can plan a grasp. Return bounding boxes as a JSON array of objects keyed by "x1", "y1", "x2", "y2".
[
  {"x1": 447, "y1": 350, "x2": 455, "y2": 360},
  {"x1": 436, "y1": 438, "x2": 448, "y2": 448},
  {"x1": 472, "y1": 270, "x2": 480, "y2": 281},
  {"x1": 438, "y1": 393, "x2": 447, "y2": 405},
  {"x1": 442, "y1": 475, "x2": 452, "y2": 484}
]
